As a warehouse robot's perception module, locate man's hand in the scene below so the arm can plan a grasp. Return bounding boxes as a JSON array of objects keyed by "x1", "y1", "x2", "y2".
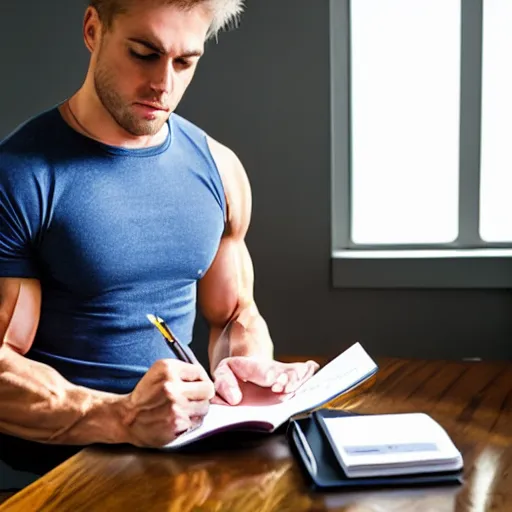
[
  {"x1": 120, "y1": 359, "x2": 215, "y2": 447},
  {"x1": 212, "y1": 357, "x2": 320, "y2": 406}
]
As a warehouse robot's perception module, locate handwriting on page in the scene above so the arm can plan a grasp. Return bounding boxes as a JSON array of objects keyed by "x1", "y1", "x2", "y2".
[{"x1": 291, "y1": 367, "x2": 358, "y2": 400}]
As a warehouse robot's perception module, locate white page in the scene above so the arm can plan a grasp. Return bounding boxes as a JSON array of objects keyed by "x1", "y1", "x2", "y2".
[
  {"x1": 278, "y1": 342, "x2": 377, "y2": 417},
  {"x1": 163, "y1": 342, "x2": 377, "y2": 449}
]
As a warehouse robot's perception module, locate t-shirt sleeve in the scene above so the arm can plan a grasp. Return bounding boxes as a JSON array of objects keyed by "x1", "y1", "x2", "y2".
[{"x1": 0, "y1": 162, "x2": 42, "y2": 278}]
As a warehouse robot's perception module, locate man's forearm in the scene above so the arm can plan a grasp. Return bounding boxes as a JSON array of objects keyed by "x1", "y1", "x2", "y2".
[
  {"x1": 0, "y1": 345, "x2": 130, "y2": 445},
  {"x1": 208, "y1": 303, "x2": 274, "y2": 371}
]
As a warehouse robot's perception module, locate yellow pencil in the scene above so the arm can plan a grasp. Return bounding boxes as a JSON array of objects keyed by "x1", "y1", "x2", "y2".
[
  {"x1": 146, "y1": 313, "x2": 199, "y2": 365},
  {"x1": 146, "y1": 314, "x2": 173, "y2": 343}
]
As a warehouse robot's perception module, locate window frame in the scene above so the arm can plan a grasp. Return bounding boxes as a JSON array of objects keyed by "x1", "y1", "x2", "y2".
[{"x1": 330, "y1": 0, "x2": 512, "y2": 289}]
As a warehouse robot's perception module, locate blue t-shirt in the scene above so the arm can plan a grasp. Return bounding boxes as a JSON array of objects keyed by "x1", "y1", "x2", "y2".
[{"x1": 0, "y1": 107, "x2": 226, "y2": 394}]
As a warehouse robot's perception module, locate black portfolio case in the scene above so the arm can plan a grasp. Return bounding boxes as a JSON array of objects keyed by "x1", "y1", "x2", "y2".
[{"x1": 287, "y1": 409, "x2": 464, "y2": 491}]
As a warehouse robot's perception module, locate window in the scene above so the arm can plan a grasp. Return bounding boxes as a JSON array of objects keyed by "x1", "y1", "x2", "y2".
[
  {"x1": 480, "y1": 0, "x2": 512, "y2": 243},
  {"x1": 350, "y1": 0, "x2": 460, "y2": 246},
  {"x1": 330, "y1": 0, "x2": 512, "y2": 288}
]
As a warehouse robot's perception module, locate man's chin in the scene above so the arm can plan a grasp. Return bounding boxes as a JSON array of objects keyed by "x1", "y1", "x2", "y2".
[{"x1": 123, "y1": 118, "x2": 168, "y2": 137}]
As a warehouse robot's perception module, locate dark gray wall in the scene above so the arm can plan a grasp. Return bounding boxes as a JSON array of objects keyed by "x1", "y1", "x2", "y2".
[
  {"x1": 0, "y1": 2, "x2": 88, "y2": 132},
  {"x1": 1, "y1": 0, "x2": 511, "y2": 362}
]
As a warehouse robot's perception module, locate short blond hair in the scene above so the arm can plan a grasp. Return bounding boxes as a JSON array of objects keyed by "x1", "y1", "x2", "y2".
[{"x1": 89, "y1": 0, "x2": 245, "y2": 39}]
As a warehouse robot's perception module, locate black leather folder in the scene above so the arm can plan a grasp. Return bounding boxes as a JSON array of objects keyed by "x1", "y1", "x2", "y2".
[{"x1": 286, "y1": 409, "x2": 464, "y2": 491}]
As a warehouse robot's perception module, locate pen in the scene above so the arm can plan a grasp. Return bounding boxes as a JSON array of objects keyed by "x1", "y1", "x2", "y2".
[
  {"x1": 294, "y1": 423, "x2": 318, "y2": 476},
  {"x1": 146, "y1": 313, "x2": 200, "y2": 366}
]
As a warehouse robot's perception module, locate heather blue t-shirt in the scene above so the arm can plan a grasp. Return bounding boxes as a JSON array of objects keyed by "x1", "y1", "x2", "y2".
[{"x1": 0, "y1": 106, "x2": 226, "y2": 394}]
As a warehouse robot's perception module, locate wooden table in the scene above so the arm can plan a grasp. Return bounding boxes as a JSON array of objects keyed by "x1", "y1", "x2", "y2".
[{"x1": 1, "y1": 356, "x2": 511, "y2": 511}]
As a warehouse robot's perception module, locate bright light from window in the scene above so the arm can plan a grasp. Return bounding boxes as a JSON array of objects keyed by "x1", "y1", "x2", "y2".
[
  {"x1": 350, "y1": 0, "x2": 461, "y2": 244},
  {"x1": 480, "y1": 0, "x2": 512, "y2": 243}
]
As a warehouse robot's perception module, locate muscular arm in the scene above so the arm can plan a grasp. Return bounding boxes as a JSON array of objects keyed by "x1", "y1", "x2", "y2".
[
  {"x1": 0, "y1": 277, "x2": 127, "y2": 444},
  {"x1": 0, "y1": 277, "x2": 213, "y2": 447},
  {"x1": 199, "y1": 139, "x2": 274, "y2": 372}
]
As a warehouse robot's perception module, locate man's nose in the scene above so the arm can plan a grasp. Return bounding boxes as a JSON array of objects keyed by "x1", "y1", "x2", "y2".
[{"x1": 150, "y1": 59, "x2": 174, "y2": 94}]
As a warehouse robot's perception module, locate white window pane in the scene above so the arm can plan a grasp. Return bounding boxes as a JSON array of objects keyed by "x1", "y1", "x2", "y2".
[
  {"x1": 480, "y1": 0, "x2": 512, "y2": 243},
  {"x1": 350, "y1": 0, "x2": 460, "y2": 245}
]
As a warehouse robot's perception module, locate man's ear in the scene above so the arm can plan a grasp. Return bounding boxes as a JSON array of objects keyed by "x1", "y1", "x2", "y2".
[{"x1": 83, "y1": 6, "x2": 102, "y2": 53}]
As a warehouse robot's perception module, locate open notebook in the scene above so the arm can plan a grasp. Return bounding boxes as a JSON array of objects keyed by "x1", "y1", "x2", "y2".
[{"x1": 163, "y1": 342, "x2": 378, "y2": 450}]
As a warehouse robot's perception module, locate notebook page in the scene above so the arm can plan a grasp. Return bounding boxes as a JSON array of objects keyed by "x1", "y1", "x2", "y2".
[
  {"x1": 163, "y1": 400, "x2": 289, "y2": 449},
  {"x1": 163, "y1": 342, "x2": 377, "y2": 449},
  {"x1": 279, "y1": 342, "x2": 378, "y2": 417}
]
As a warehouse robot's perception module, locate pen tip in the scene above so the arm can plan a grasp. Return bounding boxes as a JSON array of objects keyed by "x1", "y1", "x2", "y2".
[{"x1": 146, "y1": 314, "x2": 156, "y2": 323}]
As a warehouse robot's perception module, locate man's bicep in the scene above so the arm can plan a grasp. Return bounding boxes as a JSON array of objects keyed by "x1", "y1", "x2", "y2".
[
  {"x1": 202, "y1": 136, "x2": 255, "y2": 327},
  {"x1": 0, "y1": 277, "x2": 41, "y2": 355},
  {"x1": 198, "y1": 235, "x2": 255, "y2": 329}
]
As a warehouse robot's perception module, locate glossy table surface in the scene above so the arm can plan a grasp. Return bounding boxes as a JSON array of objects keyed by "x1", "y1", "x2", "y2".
[{"x1": 1, "y1": 356, "x2": 511, "y2": 511}]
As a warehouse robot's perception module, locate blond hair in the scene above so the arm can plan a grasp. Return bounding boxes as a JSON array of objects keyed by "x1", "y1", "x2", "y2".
[{"x1": 89, "y1": 0, "x2": 245, "y2": 39}]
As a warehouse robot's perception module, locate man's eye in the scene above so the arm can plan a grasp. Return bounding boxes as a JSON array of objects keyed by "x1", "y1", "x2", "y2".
[
  {"x1": 175, "y1": 58, "x2": 192, "y2": 69},
  {"x1": 129, "y1": 49, "x2": 159, "y2": 62}
]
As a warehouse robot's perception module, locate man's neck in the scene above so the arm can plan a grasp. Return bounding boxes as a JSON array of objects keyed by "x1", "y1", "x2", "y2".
[{"x1": 61, "y1": 90, "x2": 169, "y2": 149}]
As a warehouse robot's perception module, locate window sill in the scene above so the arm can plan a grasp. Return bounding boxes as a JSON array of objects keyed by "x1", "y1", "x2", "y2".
[{"x1": 332, "y1": 249, "x2": 512, "y2": 288}]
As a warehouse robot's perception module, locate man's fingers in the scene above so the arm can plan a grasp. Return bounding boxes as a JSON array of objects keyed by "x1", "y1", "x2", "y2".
[
  {"x1": 308, "y1": 360, "x2": 321, "y2": 373},
  {"x1": 134, "y1": 401, "x2": 188, "y2": 427},
  {"x1": 223, "y1": 358, "x2": 319, "y2": 392},
  {"x1": 225, "y1": 357, "x2": 277, "y2": 387},
  {"x1": 176, "y1": 362, "x2": 211, "y2": 383},
  {"x1": 189, "y1": 416, "x2": 206, "y2": 430},
  {"x1": 165, "y1": 380, "x2": 215, "y2": 402},
  {"x1": 134, "y1": 394, "x2": 208, "y2": 432},
  {"x1": 149, "y1": 359, "x2": 209, "y2": 384},
  {"x1": 271, "y1": 372, "x2": 289, "y2": 393},
  {"x1": 212, "y1": 358, "x2": 321, "y2": 405},
  {"x1": 186, "y1": 399, "x2": 211, "y2": 418},
  {"x1": 210, "y1": 394, "x2": 230, "y2": 405},
  {"x1": 283, "y1": 361, "x2": 319, "y2": 393},
  {"x1": 272, "y1": 367, "x2": 303, "y2": 394},
  {"x1": 214, "y1": 364, "x2": 243, "y2": 405},
  {"x1": 270, "y1": 361, "x2": 321, "y2": 394}
]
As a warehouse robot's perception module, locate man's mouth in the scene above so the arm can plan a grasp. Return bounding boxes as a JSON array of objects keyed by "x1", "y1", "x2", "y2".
[{"x1": 135, "y1": 102, "x2": 169, "y2": 112}]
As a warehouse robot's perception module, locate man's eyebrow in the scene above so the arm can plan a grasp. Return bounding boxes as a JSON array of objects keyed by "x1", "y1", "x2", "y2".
[
  {"x1": 179, "y1": 49, "x2": 203, "y2": 58},
  {"x1": 127, "y1": 37, "x2": 203, "y2": 57},
  {"x1": 128, "y1": 37, "x2": 166, "y2": 54}
]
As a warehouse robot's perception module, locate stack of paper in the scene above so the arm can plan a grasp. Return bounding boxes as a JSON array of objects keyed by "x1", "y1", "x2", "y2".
[{"x1": 317, "y1": 412, "x2": 463, "y2": 478}]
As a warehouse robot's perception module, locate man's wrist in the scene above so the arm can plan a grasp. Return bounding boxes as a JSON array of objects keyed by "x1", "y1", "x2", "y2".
[
  {"x1": 58, "y1": 387, "x2": 133, "y2": 445},
  {"x1": 228, "y1": 316, "x2": 274, "y2": 360},
  {"x1": 209, "y1": 307, "x2": 274, "y2": 371}
]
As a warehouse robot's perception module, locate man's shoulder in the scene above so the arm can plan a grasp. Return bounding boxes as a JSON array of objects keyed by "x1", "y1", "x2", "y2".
[
  {"x1": 169, "y1": 114, "x2": 250, "y2": 232},
  {"x1": 0, "y1": 107, "x2": 59, "y2": 157},
  {"x1": 170, "y1": 113, "x2": 238, "y2": 161},
  {"x1": 202, "y1": 136, "x2": 250, "y2": 237},
  {"x1": 0, "y1": 108, "x2": 61, "y2": 183},
  {"x1": 170, "y1": 112, "x2": 208, "y2": 141},
  {"x1": 170, "y1": 113, "x2": 243, "y2": 178}
]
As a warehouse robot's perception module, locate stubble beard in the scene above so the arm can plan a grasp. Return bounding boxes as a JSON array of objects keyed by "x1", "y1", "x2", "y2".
[{"x1": 94, "y1": 56, "x2": 167, "y2": 137}]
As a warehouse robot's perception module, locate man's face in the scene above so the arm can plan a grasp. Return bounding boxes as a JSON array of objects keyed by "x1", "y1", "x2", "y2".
[{"x1": 92, "y1": 2, "x2": 211, "y2": 136}]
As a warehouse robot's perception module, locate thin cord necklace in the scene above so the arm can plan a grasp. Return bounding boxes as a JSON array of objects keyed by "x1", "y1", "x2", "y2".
[
  {"x1": 66, "y1": 99, "x2": 168, "y2": 147},
  {"x1": 66, "y1": 100, "x2": 101, "y2": 141}
]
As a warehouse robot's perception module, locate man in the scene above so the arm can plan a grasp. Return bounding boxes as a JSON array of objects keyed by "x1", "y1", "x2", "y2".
[{"x1": 0, "y1": 0, "x2": 318, "y2": 458}]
